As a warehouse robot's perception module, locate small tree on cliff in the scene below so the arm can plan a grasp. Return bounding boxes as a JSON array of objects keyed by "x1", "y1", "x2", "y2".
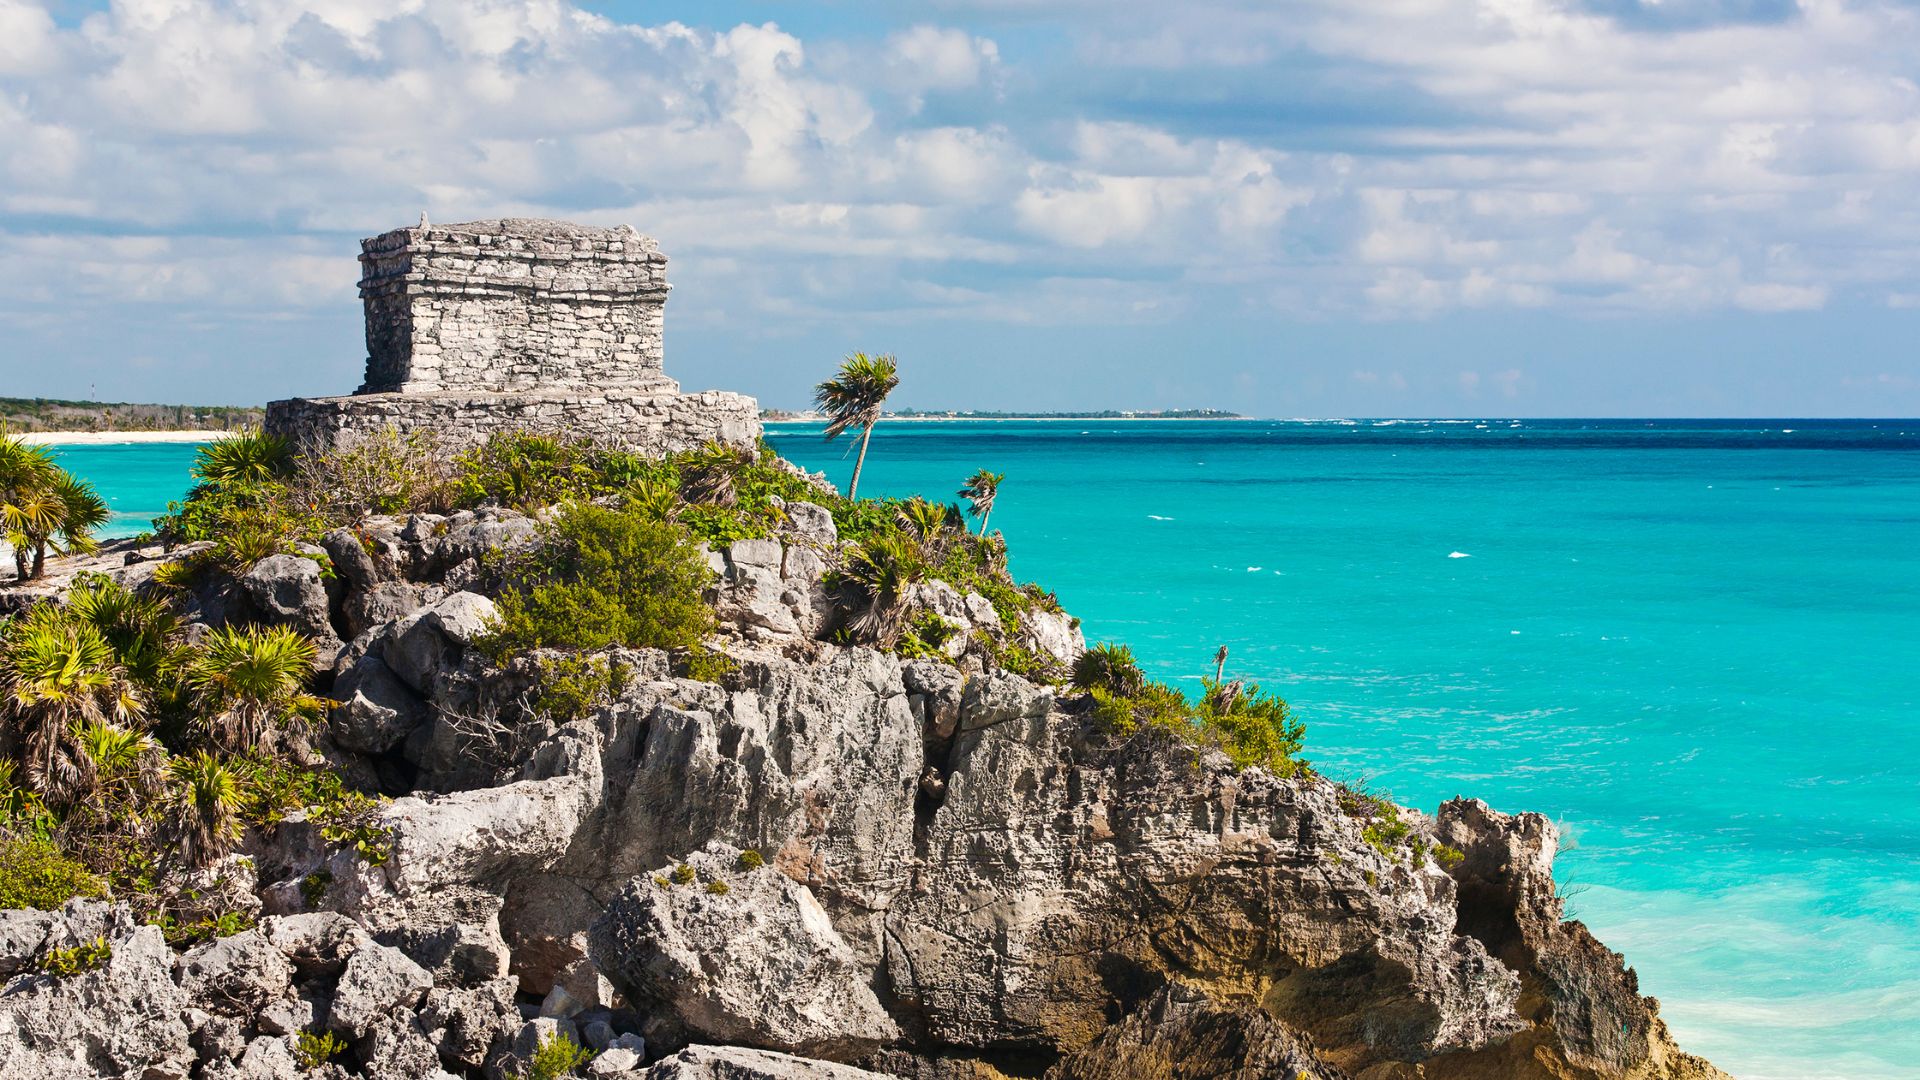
[
  {"x1": 958, "y1": 469, "x2": 1004, "y2": 535},
  {"x1": 0, "y1": 431, "x2": 109, "y2": 581},
  {"x1": 813, "y1": 353, "x2": 899, "y2": 500}
]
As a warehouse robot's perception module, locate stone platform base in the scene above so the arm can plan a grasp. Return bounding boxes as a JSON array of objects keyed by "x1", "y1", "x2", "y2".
[{"x1": 265, "y1": 386, "x2": 761, "y2": 456}]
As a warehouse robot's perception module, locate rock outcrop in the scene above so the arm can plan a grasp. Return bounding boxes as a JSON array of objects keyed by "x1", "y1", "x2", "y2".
[{"x1": 0, "y1": 490, "x2": 1727, "y2": 1079}]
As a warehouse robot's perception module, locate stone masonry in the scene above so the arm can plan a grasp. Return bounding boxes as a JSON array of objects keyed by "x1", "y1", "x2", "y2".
[{"x1": 267, "y1": 218, "x2": 759, "y2": 455}]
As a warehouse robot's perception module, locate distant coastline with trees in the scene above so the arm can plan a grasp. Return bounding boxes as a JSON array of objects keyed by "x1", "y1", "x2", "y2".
[{"x1": 763, "y1": 407, "x2": 1242, "y2": 421}]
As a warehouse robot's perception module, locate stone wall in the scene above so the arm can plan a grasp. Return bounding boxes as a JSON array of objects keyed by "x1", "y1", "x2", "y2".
[
  {"x1": 358, "y1": 219, "x2": 671, "y2": 395},
  {"x1": 269, "y1": 217, "x2": 761, "y2": 457},
  {"x1": 266, "y1": 388, "x2": 760, "y2": 457}
]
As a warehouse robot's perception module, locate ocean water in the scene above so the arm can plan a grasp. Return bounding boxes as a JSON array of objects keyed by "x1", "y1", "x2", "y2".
[{"x1": 48, "y1": 421, "x2": 1920, "y2": 1079}]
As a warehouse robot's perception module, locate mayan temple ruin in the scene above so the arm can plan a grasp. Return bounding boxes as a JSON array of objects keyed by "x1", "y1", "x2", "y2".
[{"x1": 265, "y1": 218, "x2": 760, "y2": 453}]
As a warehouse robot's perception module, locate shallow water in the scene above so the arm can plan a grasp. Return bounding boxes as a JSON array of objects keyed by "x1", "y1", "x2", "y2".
[{"x1": 51, "y1": 421, "x2": 1920, "y2": 1079}]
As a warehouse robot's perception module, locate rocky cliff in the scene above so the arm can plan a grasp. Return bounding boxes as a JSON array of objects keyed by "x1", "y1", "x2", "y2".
[{"x1": 0, "y1": 493, "x2": 1730, "y2": 1080}]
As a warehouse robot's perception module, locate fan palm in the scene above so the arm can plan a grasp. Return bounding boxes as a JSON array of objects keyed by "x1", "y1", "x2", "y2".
[
  {"x1": 813, "y1": 353, "x2": 899, "y2": 499},
  {"x1": 76, "y1": 720, "x2": 164, "y2": 812},
  {"x1": 622, "y1": 475, "x2": 684, "y2": 521},
  {"x1": 0, "y1": 606, "x2": 145, "y2": 804},
  {"x1": 181, "y1": 624, "x2": 321, "y2": 752},
  {"x1": 1, "y1": 433, "x2": 59, "y2": 580},
  {"x1": 957, "y1": 470, "x2": 1004, "y2": 535},
  {"x1": 1071, "y1": 643, "x2": 1145, "y2": 697},
  {"x1": 838, "y1": 533, "x2": 925, "y2": 646},
  {"x1": 680, "y1": 442, "x2": 750, "y2": 507},
  {"x1": 67, "y1": 577, "x2": 183, "y2": 691},
  {"x1": 896, "y1": 498, "x2": 956, "y2": 557},
  {"x1": 167, "y1": 751, "x2": 242, "y2": 868},
  {"x1": 193, "y1": 428, "x2": 292, "y2": 486}
]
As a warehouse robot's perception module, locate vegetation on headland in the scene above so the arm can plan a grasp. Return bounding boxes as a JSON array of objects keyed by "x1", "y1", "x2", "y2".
[
  {"x1": 0, "y1": 397, "x2": 264, "y2": 434},
  {"x1": 0, "y1": 353, "x2": 1308, "y2": 930}
]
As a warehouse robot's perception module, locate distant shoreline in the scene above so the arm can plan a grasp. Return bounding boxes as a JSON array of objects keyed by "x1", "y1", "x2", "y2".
[{"x1": 19, "y1": 430, "x2": 226, "y2": 446}]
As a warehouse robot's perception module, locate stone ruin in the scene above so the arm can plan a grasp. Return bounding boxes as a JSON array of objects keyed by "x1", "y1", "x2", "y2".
[{"x1": 266, "y1": 218, "x2": 760, "y2": 454}]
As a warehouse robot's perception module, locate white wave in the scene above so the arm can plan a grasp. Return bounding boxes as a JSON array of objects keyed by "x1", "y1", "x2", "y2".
[
  {"x1": 1448, "y1": 551, "x2": 1472, "y2": 559},
  {"x1": 1246, "y1": 566, "x2": 1262, "y2": 572},
  {"x1": 1147, "y1": 514, "x2": 1173, "y2": 521}
]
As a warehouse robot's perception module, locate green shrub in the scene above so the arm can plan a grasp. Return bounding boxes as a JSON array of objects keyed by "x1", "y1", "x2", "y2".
[
  {"x1": 294, "y1": 1029, "x2": 347, "y2": 1070},
  {"x1": 737, "y1": 849, "x2": 765, "y2": 871},
  {"x1": 0, "y1": 836, "x2": 107, "y2": 909},
  {"x1": 1072, "y1": 643, "x2": 1143, "y2": 696},
  {"x1": 478, "y1": 503, "x2": 715, "y2": 659},
  {"x1": 679, "y1": 646, "x2": 738, "y2": 685},
  {"x1": 291, "y1": 426, "x2": 452, "y2": 520},
  {"x1": 507, "y1": 1030, "x2": 594, "y2": 1080},
  {"x1": 530, "y1": 654, "x2": 626, "y2": 723},
  {"x1": 671, "y1": 863, "x2": 696, "y2": 886},
  {"x1": 452, "y1": 432, "x2": 596, "y2": 510},
  {"x1": 1434, "y1": 843, "x2": 1467, "y2": 870},
  {"x1": 300, "y1": 869, "x2": 333, "y2": 908},
  {"x1": 39, "y1": 936, "x2": 111, "y2": 977},
  {"x1": 1362, "y1": 816, "x2": 1413, "y2": 862},
  {"x1": 1087, "y1": 676, "x2": 1307, "y2": 777},
  {"x1": 706, "y1": 879, "x2": 730, "y2": 895}
]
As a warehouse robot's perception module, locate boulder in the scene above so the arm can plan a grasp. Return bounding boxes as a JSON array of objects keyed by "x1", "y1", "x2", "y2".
[
  {"x1": 957, "y1": 670, "x2": 1052, "y2": 732},
  {"x1": 782, "y1": 502, "x2": 837, "y2": 546},
  {"x1": 241, "y1": 553, "x2": 340, "y2": 650},
  {"x1": 589, "y1": 846, "x2": 901, "y2": 1060},
  {"x1": 326, "y1": 941, "x2": 433, "y2": 1038},
  {"x1": 329, "y1": 651, "x2": 429, "y2": 754},
  {"x1": 173, "y1": 929, "x2": 294, "y2": 1017},
  {"x1": 0, "y1": 909, "x2": 56, "y2": 979},
  {"x1": 383, "y1": 590, "x2": 497, "y2": 695},
  {"x1": 259, "y1": 912, "x2": 374, "y2": 979}
]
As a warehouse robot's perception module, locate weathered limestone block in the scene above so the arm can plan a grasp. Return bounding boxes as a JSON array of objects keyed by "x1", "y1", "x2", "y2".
[
  {"x1": 589, "y1": 845, "x2": 901, "y2": 1061},
  {"x1": 636, "y1": 1045, "x2": 893, "y2": 1079}
]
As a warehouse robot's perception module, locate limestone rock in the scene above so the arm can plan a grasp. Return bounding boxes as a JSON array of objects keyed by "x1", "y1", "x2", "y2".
[
  {"x1": 957, "y1": 670, "x2": 1053, "y2": 732},
  {"x1": 0, "y1": 909, "x2": 55, "y2": 979},
  {"x1": 241, "y1": 553, "x2": 341, "y2": 652},
  {"x1": 589, "y1": 846, "x2": 901, "y2": 1060},
  {"x1": 383, "y1": 590, "x2": 497, "y2": 695},
  {"x1": 635, "y1": 1044, "x2": 893, "y2": 1079},
  {"x1": 174, "y1": 929, "x2": 294, "y2": 1018},
  {"x1": 259, "y1": 912, "x2": 374, "y2": 979},
  {"x1": 326, "y1": 941, "x2": 433, "y2": 1038},
  {"x1": 0, "y1": 923, "x2": 193, "y2": 1078},
  {"x1": 1045, "y1": 981, "x2": 1344, "y2": 1080},
  {"x1": 329, "y1": 651, "x2": 429, "y2": 754}
]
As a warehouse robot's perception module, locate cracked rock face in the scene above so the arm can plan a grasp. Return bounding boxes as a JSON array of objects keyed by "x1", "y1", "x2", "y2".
[{"x1": 591, "y1": 846, "x2": 901, "y2": 1060}]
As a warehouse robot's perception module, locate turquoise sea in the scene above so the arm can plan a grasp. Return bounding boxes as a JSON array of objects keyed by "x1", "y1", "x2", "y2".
[{"x1": 51, "y1": 420, "x2": 1920, "y2": 1080}]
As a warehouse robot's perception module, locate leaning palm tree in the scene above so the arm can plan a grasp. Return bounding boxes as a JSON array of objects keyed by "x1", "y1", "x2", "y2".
[
  {"x1": 167, "y1": 751, "x2": 242, "y2": 868},
  {"x1": 0, "y1": 606, "x2": 145, "y2": 804},
  {"x1": 181, "y1": 624, "x2": 321, "y2": 752},
  {"x1": 958, "y1": 470, "x2": 1004, "y2": 535},
  {"x1": 813, "y1": 353, "x2": 899, "y2": 499}
]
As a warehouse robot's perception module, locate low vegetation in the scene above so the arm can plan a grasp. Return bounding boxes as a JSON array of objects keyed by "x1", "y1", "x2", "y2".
[
  {"x1": 1072, "y1": 641, "x2": 1308, "y2": 776},
  {"x1": 506, "y1": 1030, "x2": 594, "y2": 1080}
]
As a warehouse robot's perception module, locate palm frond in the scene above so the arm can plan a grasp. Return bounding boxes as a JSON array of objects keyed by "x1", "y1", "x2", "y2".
[{"x1": 813, "y1": 353, "x2": 900, "y2": 440}]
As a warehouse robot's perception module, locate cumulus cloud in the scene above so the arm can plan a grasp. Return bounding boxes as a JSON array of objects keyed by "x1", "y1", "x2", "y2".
[{"x1": 3, "y1": 0, "x2": 1919, "y2": 373}]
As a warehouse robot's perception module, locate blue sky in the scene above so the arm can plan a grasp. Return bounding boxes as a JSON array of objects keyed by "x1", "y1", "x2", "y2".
[{"x1": 3, "y1": 0, "x2": 1920, "y2": 416}]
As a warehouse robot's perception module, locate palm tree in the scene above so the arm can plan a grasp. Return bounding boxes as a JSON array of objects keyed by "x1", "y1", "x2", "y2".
[
  {"x1": 958, "y1": 470, "x2": 1004, "y2": 535},
  {"x1": 680, "y1": 442, "x2": 750, "y2": 507},
  {"x1": 181, "y1": 624, "x2": 321, "y2": 752},
  {"x1": 838, "y1": 533, "x2": 925, "y2": 646},
  {"x1": 1213, "y1": 645, "x2": 1229, "y2": 683},
  {"x1": 193, "y1": 428, "x2": 291, "y2": 486},
  {"x1": 1071, "y1": 643, "x2": 1144, "y2": 697},
  {"x1": 67, "y1": 577, "x2": 183, "y2": 691},
  {"x1": 0, "y1": 605, "x2": 145, "y2": 804},
  {"x1": 813, "y1": 353, "x2": 899, "y2": 500},
  {"x1": 167, "y1": 751, "x2": 242, "y2": 868},
  {"x1": 0, "y1": 433, "x2": 59, "y2": 581}
]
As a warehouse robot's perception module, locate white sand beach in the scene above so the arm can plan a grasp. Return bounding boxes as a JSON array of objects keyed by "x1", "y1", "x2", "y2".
[{"x1": 17, "y1": 429, "x2": 228, "y2": 446}]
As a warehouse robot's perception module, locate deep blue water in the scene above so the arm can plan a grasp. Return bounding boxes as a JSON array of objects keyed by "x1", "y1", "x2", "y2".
[{"x1": 50, "y1": 420, "x2": 1920, "y2": 1079}]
